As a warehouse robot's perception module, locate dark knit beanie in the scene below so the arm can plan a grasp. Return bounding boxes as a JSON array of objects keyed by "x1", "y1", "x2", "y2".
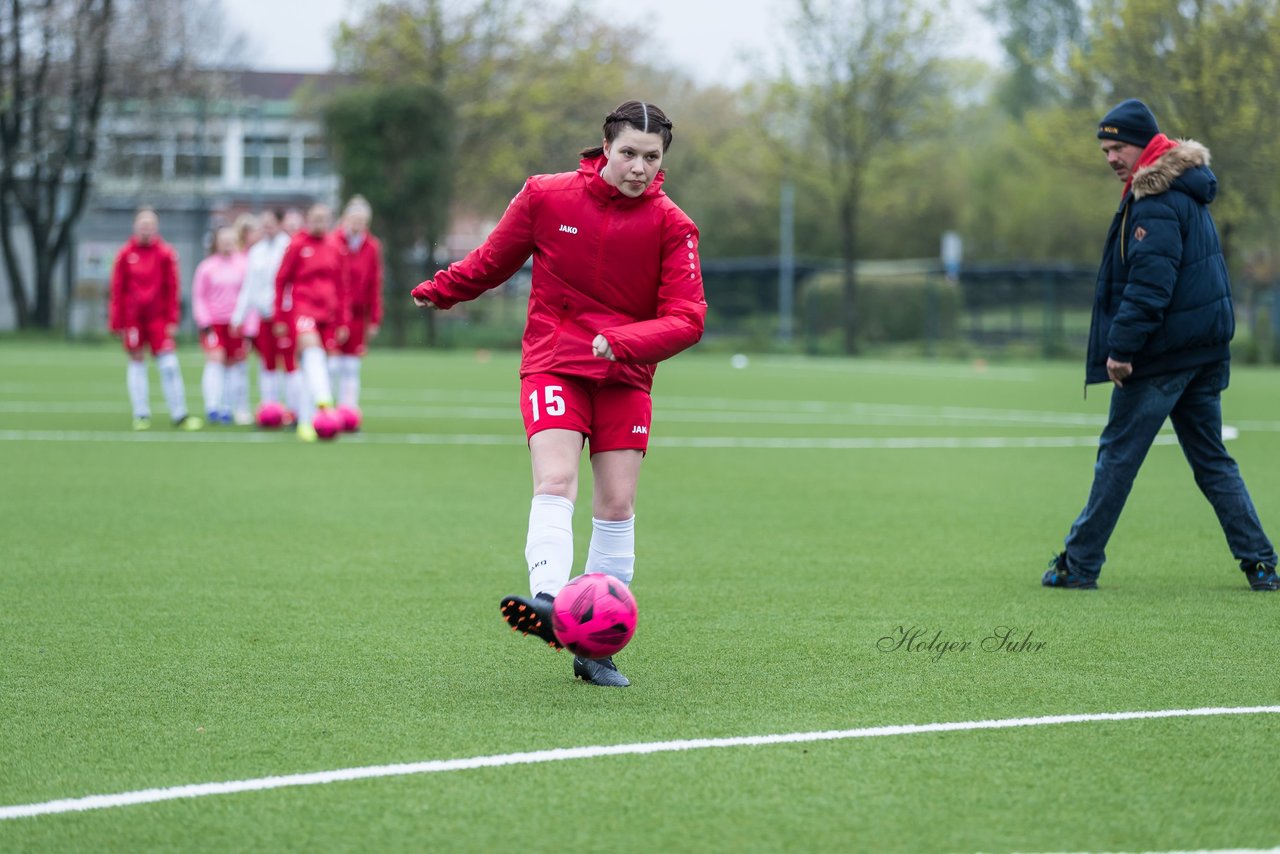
[{"x1": 1097, "y1": 99, "x2": 1160, "y2": 148}]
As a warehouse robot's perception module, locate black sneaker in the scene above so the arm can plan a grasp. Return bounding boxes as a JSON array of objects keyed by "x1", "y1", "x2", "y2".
[
  {"x1": 573, "y1": 656, "x2": 630, "y2": 687},
  {"x1": 1041, "y1": 552, "x2": 1098, "y2": 589},
  {"x1": 500, "y1": 593, "x2": 562, "y2": 649},
  {"x1": 1240, "y1": 561, "x2": 1280, "y2": 591}
]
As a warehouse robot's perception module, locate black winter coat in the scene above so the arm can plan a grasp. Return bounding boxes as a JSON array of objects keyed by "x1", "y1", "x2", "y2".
[{"x1": 1086, "y1": 139, "x2": 1234, "y2": 385}]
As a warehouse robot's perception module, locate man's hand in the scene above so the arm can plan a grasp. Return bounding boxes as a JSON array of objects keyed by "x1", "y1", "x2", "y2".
[
  {"x1": 273, "y1": 321, "x2": 289, "y2": 338},
  {"x1": 368, "y1": 324, "x2": 380, "y2": 339},
  {"x1": 336, "y1": 325, "x2": 350, "y2": 345},
  {"x1": 1107, "y1": 357, "x2": 1133, "y2": 387},
  {"x1": 592, "y1": 334, "x2": 615, "y2": 361},
  {"x1": 413, "y1": 296, "x2": 439, "y2": 309}
]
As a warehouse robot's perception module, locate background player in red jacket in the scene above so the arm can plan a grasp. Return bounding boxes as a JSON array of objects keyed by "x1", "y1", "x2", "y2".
[
  {"x1": 274, "y1": 203, "x2": 347, "y2": 441},
  {"x1": 413, "y1": 100, "x2": 706, "y2": 686},
  {"x1": 330, "y1": 194, "x2": 383, "y2": 424},
  {"x1": 108, "y1": 208, "x2": 202, "y2": 431}
]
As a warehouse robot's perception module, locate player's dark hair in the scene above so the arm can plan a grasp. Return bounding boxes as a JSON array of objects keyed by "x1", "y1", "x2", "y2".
[{"x1": 580, "y1": 100, "x2": 674, "y2": 159}]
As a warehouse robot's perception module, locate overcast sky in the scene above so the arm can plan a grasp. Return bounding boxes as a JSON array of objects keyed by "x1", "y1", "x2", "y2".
[{"x1": 219, "y1": 0, "x2": 1002, "y2": 85}]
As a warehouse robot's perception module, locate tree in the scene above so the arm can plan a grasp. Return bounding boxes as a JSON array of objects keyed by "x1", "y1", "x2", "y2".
[
  {"x1": 984, "y1": 0, "x2": 1086, "y2": 117},
  {"x1": 1, "y1": 0, "x2": 113, "y2": 329},
  {"x1": 1077, "y1": 0, "x2": 1280, "y2": 270},
  {"x1": 777, "y1": 0, "x2": 949, "y2": 353},
  {"x1": 1, "y1": 0, "x2": 242, "y2": 331},
  {"x1": 333, "y1": 0, "x2": 651, "y2": 238},
  {"x1": 323, "y1": 84, "x2": 453, "y2": 346}
]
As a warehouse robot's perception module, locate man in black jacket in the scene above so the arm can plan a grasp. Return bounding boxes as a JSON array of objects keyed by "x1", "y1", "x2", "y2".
[{"x1": 1043, "y1": 99, "x2": 1278, "y2": 591}]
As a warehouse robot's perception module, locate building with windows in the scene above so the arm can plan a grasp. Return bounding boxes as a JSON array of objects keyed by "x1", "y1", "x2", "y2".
[{"x1": 2, "y1": 71, "x2": 349, "y2": 333}]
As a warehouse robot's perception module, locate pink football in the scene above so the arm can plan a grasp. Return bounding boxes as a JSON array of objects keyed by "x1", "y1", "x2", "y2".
[
  {"x1": 313, "y1": 408, "x2": 342, "y2": 440},
  {"x1": 256, "y1": 401, "x2": 285, "y2": 429},
  {"x1": 550, "y1": 573, "x2": 638, "y2": 660},
  {"x1": 335, "y1": 404, "x2": 361, "y2": 432}
]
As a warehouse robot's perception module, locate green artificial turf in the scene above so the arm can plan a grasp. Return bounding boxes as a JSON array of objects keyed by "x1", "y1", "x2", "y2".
[{"x1": 1, "y1": 341, "x2": 1277, "y2": 852}]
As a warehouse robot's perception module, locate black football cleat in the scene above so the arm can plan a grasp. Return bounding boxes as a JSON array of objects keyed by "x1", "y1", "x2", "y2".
[
  {"x1": 1041, "y1": 551, "x2": 1098, "y2": 590},
  {"x1": 573, "y1": 655, "x2": 630, "y2": 688},
  {"x1": 500, "y1": 592, "x2": 563, "y2": 649},
  {"x1": 1241, "y1": 561, "x2": 1280, "y2": 591}
]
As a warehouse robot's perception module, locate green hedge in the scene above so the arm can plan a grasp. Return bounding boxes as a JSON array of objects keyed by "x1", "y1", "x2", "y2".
[{"x1": 800, "y1": 271, "x2": 961, "y2": 343}]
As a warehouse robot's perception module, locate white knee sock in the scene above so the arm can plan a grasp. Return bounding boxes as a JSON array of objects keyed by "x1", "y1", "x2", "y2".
[
  {"x1": 297, "y1": 375, "x2": 316, "y2": 427},
  {"x1": 526, "y1": 494, "x2": 575, "y2": 598},
  {"x1": 285, "y1": 370, "x2": 303, "y2": 416},
  {"x1": 202, "y1": 361, "x2": 226, "y2": 415},
  {"x1": 327, "y1": 354, "x2": 341, "y2": 405},
  {"x1": 260, "y1": 369, "x2": 280, "y2": 405},
  {"x1": 302, "y1": 346, "x2": 333, "y2": 409},
  {"x1": 228, "y1": 361, "x2": 249, "y2": 417},
  {"x1": 126, "y1": 361, "x2": 150, "y2": 419},
  {"x1": 340, "y1": 355, "x2": 362, "y2": 408},
  {"x1": 156, "y1": 351, "x2": 188, "y2": 421},
  {"x1": 585, "y1": 516, "x2": 636, "y2": 586}
]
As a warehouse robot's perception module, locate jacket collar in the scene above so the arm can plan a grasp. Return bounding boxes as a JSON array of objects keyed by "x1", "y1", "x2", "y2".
[
  {"x1": 580, "y1": 154, "x2": 665, "y2": 204},
  {"x1": 1129, "y1": 136, "x2": 1213, "y2": 200}
]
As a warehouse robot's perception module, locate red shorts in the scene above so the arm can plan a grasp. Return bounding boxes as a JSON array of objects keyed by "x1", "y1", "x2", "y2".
[
  {"x1": 520, "y1": 373, "x2": 652, "y2": 453},
  {"x1": 293, "y1": 315, "x2": 341, "y2": 351},
  {"x1": 251, "y1": 324, "x2": 279, "y2": 369},
  {"x1": 120, "y1": 318, "x2": 175, "y2": 356},
  {"x1": 337, "y1": 317, "x2": 371, "y2": 356},
  {"x1": 270, "y1": 320, "x2": 298, "y2": 372},
  {"x1": 200, "y1": 324, "x2": 248, "y2": 361}
]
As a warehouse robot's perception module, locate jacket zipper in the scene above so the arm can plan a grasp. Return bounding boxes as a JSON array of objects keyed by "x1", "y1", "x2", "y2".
[{"x1": 1087, "y1": 197, "x2": 1133, "y2": 400}]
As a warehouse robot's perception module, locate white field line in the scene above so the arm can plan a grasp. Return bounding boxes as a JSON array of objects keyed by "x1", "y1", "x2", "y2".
[
  {"x1": 0, "y1": 429, "x2": 1189, "y2": 450},
  {"x1": 0, "y1": 398, "x2": 1114, "y2": 427},
  {"x1": 1, "y1": 705, "x2": 1277, "y2": 822},
  {"x1": 5, "y1": 389, "x2": 1280, "y2": 431}
]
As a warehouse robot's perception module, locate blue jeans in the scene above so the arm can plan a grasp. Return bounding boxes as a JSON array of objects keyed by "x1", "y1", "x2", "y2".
[{"x1": 1065, "y1": 360, "x2": 1276, "y2": 578}]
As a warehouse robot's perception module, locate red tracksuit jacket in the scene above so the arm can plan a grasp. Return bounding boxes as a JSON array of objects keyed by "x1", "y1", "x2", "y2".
[
  {"x1": 108, "y1": 237, "x2": 181, "y2": 331},
  {"x1": 274, "y1": 230, "x2": 347, "y2": 327},
  {"x1": 334, "y1": 228, "x2": 383, "y2": 326},
  {"x1": 412, "y1": 155, "x2": 706, "y2": 391}
]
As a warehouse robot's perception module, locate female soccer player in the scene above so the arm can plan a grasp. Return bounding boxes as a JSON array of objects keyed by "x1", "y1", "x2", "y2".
[
  {"x1": 108, "y1": 208, "x2": 202, "y2": 432},
  {"x1": 231, "y1": 209, "x2": 292, "y2": 420},
  {"x1": 330, "y1": 195, "x2": 383, "y2": 423},
  {"x1": 413, "y1": 100, "x2": 706, "y2": 686},
  {"x1": 192, "y1": 226, "x2": 249, "y2": 424},
  {"x1": 274, "y1": 203, "x2": 347, "y2": 442}
]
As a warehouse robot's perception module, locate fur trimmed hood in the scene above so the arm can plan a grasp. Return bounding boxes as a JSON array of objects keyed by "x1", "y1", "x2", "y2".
[{"x1": 1132, "y1": 139, "x2": 1214, "y2": 201}]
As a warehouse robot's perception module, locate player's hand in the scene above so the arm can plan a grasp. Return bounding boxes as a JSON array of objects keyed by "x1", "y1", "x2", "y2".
[
  {"x1": 165, "y1": 323, "x2": 178, "y2": 338},
  {"x1": 592, "y1": 334, "x2": 615, "y2": 361},
  {"x1": 1106, "y1": 357, "x2": 1133, "y2": 387},
  {"x1": 273, "y1": 321, "x2": 289, "y2": 338},
  {"x1": 368, "y1": 324, "x2": 379, "y2": 339},
  {"x1": 412, "y1": 282, "x2": 440, "y2": 309},
  {"x1": 336, "y1": 325, "x2": 350, "y2": 345}
]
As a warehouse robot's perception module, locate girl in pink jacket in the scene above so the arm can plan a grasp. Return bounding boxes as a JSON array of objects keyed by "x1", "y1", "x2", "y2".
[
  {"x1": 192, "y1": 227, "x2": 249, "y2": 423},
  {"x1": 414, "y1": 100, "x2": 706, "y2": 687}
]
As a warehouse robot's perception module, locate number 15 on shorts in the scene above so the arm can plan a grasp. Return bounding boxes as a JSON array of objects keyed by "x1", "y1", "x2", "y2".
[
  {"x1": 521, "y1": 376, "x2": 589, "y2": 438},
  {"x1": 529, "y1": 385, "x2": 565, "y2": 422}
]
